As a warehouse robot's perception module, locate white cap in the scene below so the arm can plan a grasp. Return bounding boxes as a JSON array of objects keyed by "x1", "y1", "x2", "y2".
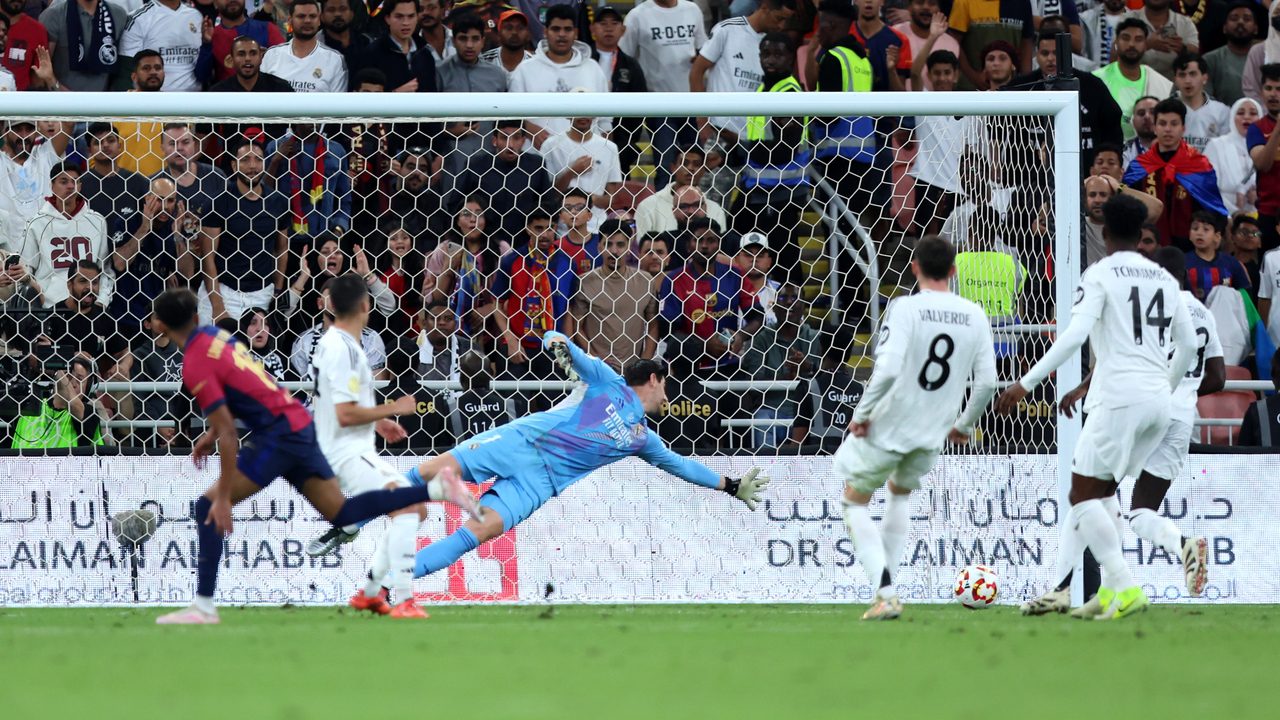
[{"x1": 741, "y1": 231, "x2": 770, "y2": 251}]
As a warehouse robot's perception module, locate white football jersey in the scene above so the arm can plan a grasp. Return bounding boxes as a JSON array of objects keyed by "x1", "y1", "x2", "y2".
[
  {"x1": 312, "y1": 327, "x2": 376, "y2": 468},
  {"x1": 120, "y1": 2, "x2": 204, "y2": 92},
  {"x1": 1172, "y1": 291, "x2": 1223, "y2": 425},
  {"x1": 697, "y1": 16, "x2": 763, "y2": 135},
  {"x1": 1077, "y1": 251, "x2": 1195, "y2": 411},
  {"x1": 856, "y1": 290, "x2": 997, "y2": 453},
  {"x1": 260, "y1": 41, "x2": 349, "y2": 93}
]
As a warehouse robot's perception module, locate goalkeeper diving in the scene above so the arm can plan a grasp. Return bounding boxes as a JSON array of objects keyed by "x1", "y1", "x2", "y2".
[{"x1": 314, "y1": 331, "x2": 769, "y2": 586}]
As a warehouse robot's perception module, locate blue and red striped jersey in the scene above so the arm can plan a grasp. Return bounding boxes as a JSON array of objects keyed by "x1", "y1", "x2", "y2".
[{"x1": 182, "y1": 326, "x2": 312, "y2": 434}]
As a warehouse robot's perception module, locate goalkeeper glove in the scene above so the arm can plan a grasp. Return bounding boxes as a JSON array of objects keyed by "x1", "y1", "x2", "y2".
[
  {"x1": 722, "y1": 468, "x2": 770, "y2": 511},
  {"x1": 549, "y1": 341, "x2": 580, "y2": 383}
]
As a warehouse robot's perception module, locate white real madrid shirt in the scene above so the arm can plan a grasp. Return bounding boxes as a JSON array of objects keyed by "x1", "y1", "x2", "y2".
[
  {"x1": 1173, "y1": 291, "x2": 1223, "y2": 426},
  {"x1": 854, "y1": 290, "x2": 997, "y2": 453},
  {"x1": 697, "y1": 16, "x2": 764, "y2": 136},
  {"x1": 261, "y1": 40, "x2": 349, "y2": 93},
  {"x1": 120, "y1": 1, "x2": 204, "y2": 92},
  {"x1": 312, "y1": 327, "x2": 377, "y2": 468}
]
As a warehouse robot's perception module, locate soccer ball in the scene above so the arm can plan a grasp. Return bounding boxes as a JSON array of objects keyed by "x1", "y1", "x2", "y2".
[{"x1": 954, "y1": 565, "x2": 999, "y2": 608}]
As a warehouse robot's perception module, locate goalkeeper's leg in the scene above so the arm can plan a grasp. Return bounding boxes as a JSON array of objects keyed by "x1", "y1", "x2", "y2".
[{"x1": 413, "y1": 470, "x2": 552, "y2": 578}]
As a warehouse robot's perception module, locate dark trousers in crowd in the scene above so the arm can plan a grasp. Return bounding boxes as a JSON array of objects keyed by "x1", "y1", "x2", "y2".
[{"x1": 1260, "y1": 213, "x2": 1280, "y2": 253}]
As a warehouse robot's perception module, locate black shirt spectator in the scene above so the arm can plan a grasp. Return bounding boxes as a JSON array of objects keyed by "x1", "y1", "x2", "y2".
[
  {"x1": 590, "y1": 6, "x2": 647, "y2": 173},
  {"x1": 16, "y1": 261, "x2": 128, "y2": 369},
  {"x1": 109, "y1": 178, "x2": 189, "y2": 335},
  {"x1": 209, "y1": 36, "x2": 296, "y2": 93},
  {"x1": 80, "y1": 122, "x2": 151, "y2": 237},
  {"x1": 202, "y1": 141, "x2": 290, "y2": 294},
  {"x1": 348, "y1": 0, "x2": 437, "y2": 93},
  {"x1": 447, "y1": 120, "x2": 553, "y2": 245}
]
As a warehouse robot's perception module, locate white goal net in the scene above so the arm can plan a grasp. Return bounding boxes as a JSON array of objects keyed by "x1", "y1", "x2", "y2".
[{"x1": 0, "y1": 91, "x2": 1083, "y2": 605}]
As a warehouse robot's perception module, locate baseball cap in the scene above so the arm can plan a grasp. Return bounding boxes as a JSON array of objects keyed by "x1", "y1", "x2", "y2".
[
  {"x1": 740, "y1": 231, "x2": 770, "y2": 251},
  {"x1": 595, "y1": 6, "x2": 623, "y2": 22},
  {"x1": 498, "y1": 9, "x2": 528, "y2": 26}
]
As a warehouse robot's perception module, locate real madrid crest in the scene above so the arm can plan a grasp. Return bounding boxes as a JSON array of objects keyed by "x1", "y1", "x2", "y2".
[
  {"x1": 189, "y1": 22, "x2": 197, "y2": 33},
  {"x1": 99, "y1": 37, "x2": 118, "y2": 65},
  {"x1": 313, "y1": 67, "x2": 323, "y2": 79}
]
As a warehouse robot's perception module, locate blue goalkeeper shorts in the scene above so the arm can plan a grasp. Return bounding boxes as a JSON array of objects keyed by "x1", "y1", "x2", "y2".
[{"x1": 452, "y1": 428, "x2": 555, "y2": 532}]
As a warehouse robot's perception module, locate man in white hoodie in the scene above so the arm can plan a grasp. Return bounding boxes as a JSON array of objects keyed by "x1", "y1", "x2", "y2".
[
  {"x1": 1, "y1": 120, "x2": 73, "y2": 226},
  {"x1": 508, "y1": 3, "x2": 608, "y2": 147},
  {"x1": 21, "y1": 162, "x2": 114, "y2": 309}
]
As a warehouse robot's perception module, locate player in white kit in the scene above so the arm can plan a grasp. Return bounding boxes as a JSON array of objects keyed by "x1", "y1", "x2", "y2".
[
  {"x1": 310, "y1": 274, "x2": 478, "y2": 619},
  {"x1": 835, "y1": 236, "x2": 999, "y2": 620},
  {"x1": 997, "y1": 195, "x2": 1198, "y2": 621},
  {"x1": 1023, "y1": 246, "x2": 1222, "y2": 616}
]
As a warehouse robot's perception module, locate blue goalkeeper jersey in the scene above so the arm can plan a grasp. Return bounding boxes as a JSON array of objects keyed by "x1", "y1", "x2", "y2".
[{"x1": 508, "y1": 332, "x2": 721, "y2": 494}]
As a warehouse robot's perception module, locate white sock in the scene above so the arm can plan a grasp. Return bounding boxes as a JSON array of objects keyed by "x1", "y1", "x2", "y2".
[
  {"x1": 1053, "y1": 504, "x2": 1083, "y2": 589},
  {"x1": 1128, "y1": 507, "x2": 1183, "y2": 556},
  {"x1": 388, "y1": 514, "x2": 420, "y2": 604},
  {"x1": 193, "y1": 594, "x2": 216, "y2": 615},
  {"x1": 426, "y1": 477, "x2": 445, "y2": 502},
  {"x1": 364, "y1": 536, "x2": 391, "y2": 597},
  {"x1": 880, "y1": 493, "x2": 911, "y2": 584},
  {"x1": 1102, "y1": 494, "x2": 1125, "y2": 542},
  {"x1": 1075, "y1": 499, "x2": 1135, "y2": 590},
  {"x1": 842, "y1": 500, "x2": 889, "y2": 597}
]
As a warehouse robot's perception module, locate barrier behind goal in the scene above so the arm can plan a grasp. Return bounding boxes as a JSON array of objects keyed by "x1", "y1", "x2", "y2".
[{"x1": 0, "y1": 92, "x2": 1082, "y2": 605}]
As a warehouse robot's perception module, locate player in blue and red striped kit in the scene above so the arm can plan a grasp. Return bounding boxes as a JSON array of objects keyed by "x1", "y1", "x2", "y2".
[{"x1": 150, "y1": 288, "x2": 466, "y2": 625}]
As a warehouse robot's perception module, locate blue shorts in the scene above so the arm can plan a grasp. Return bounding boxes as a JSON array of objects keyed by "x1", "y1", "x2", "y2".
[
  {"x1": 237, "y1": 424, "x2": 335, "y2": 491},
  {"x1": 452, "y1": 428, "x2": 555, "y2": 532}
]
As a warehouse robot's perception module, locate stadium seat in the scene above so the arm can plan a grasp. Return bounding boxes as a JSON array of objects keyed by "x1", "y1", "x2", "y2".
[
  {"x1": 1225, "y1": 365, "x2": 1253, "y2": 382},
  {"x1": 1197, "y1": 390, "x2": 1257, "y2": 446}
]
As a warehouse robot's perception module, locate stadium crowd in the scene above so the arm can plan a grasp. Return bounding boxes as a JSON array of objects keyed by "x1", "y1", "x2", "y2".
[{"x1": 1, "y1": 0, "x2": 1280, "y2": 452}]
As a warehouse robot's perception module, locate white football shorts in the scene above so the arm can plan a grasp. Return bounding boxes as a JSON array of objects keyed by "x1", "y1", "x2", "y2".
[
  {"x1": 1072, "y1": 396, "x2": 1171, "y2": 482},
  {"x1": 1141, "y1": 418, "x2": 1193, "y2": 482},
  {"x1": 833, "y1": 434, "x2": 940, "y2": 495},
  {"x1": 332, "y1": 452, "x2": 409, "y2": 496}
]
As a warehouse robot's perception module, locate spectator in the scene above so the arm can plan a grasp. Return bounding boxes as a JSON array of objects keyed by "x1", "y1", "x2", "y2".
[
  {"x1": 387, "y1": 145, "x2": 443, "y2": 236},
  {"x1": 691, "y1": 0, "x2": 796, "y2": 146},
  {"x1": 953, "y1": 204, "x2": 1026, "y2": 334},
  {"x1": 1250, "y1": 64, "x2": 1280, "y2": 251},
  {"x1": 1, "y1": 0, "x2": 48, "y2": 91},
  {"x1": 1031, "y1": 2, "x2": 1084, "y2": 53},
  {"x1": 1126, "y1": 0, "x2": 1198, "y2": 79},
  {"x1": 80, "y1": 122, "x2": 150, "y2": 234},
  {"x1": 635, "y1": 146, "x2": 729, "y2": 238},
  {"x1": 320, "y1": 0, "x2": 369, "y2": 65},
  {"x1": 1239, "y1": 350, "x2": 1280, "y2": 446},
  {"x1": 649, "y1": 184, "x2": 719, "y2": 241},
  {"x1": 1095, "y1": 19, "x2": 1174, "y2": 139},
  {"x1": 153, "y1": 122, "x2": 225, "y2": 228},
  {"x1": 895, "y1": 0, "x2": 960, "y2": 91},
  {"x1": 238, "y1": 307, "x2": 293, "y2": 382},
  {"x1": 1230, "y1": 212, "x2": 1262, "y2": 300},
  {"x1": 1139, "y1": 221, "x2": 1161, "y2": 255},
  {"x1": 1205, "y1": 97, "x2": 1262, "y2": 215},
  {"x1": 1258, "y1": 225, "x2": 1280, "y2": 344},
  {"x1": 909, "y1": 50, "x2": 977, "y2": 239},
  {"x1": 542, "y1": 115, "x2": 623, "y2": 223},
  {"x1": 261, "y1": 0, "x2": 347, "y2": 92},
  {"x1": 39, "y1": 0, "x2": 125, "y2": 92},
  {"x1": 20, "y1": 162, "x2": 113, "y2": 309},
  {"x1": 418, "y1": 299, "x2": 470, "y2": 384},
  {"x1": 290, "y1": 279, "x2": 388, "y2": 381},
  {"x1": 0, "y1": 16, "x2": 14, "y2": 92},
  {"x1": 451, "y1": 194, "x2": 502, "y2": 278},
  {"x1": 509, "y1": 4, "x2": 609, "y2": 146},
  {"x1": 479, "y1": 9, "x2": 534, "y2": 79},
  {"x1": 590, "y1": 6, "x2": 646, "y2": 173},
  {"x1": 981, "y1": 39, "x2": 1018, "y2": 90},
  {"x1": 286, "y1": 234, "x2": 393, "y2": 320},
  {"x1": 1089, "y1": 142, "x2": 1125, "y2": 181},
  {"x1": 209, "y1": 35, "x2": 295, "y2": 91},
  {"x1": 1186, "y1": 210, "x2": 1250, "y2": 302},
  {"x1": 852, "y1": 0, "x2": 909, "y2": 93},
  {"x1": 109, "y1": 177, "x2": 193, "y2": 334},
  {"x1": 435, "y1": 12, "x2": 506, "y2": 92},
  {"x1": 199, "y1": 0, "x2": 285, "y2": 84},
  {"x1": 1124, "y1": 98, "x2": 1229, "y2": 250},
  {"x1": 734, "y1": 231, "x2": 780, "y2": 326},
  {"x1": 1082, "y1": 173, "x2": 1165, "y2": 268},
  {"x1": 10, "y1": 356, "x2": 104, "y2": 449},
  {"x1": 376, "y1": 222, "x2": 426, "y2": 338},
  {"x1": 0, "y1": 248, "x2": 42, "y2": 316},
  {"x1": 423, "y1": 235, "x2": 487, "y2": 338},
  {"x1": 349, "y1": 0, "x2": 436, "y2": 93},
  {"x1": 134, "y1": 315, "x2": 187, "y2": 447},
  {"x1": 659, "y1": 222, "x2": 751, "y2": 376},
  {"x1": 572, "y1": 218, "x2": 657, "y2": 371},
  {"x1": 266, "y1": 124, "x2": 352, "y2": 238},
  {"x1": 1123, "y1": 95, "x2": 1160, "y2": 164},
  {"x1": 1, "y1": 120, "x2": 71, "y2": 226},
  {"x1": 638, "y1": 232, "x2": 673, "y2": 297},
  {"x1": 119, "y1": 0, "x2": 204, "y2": 92},
  {"x1": 787, "y1": 337, "x2": 862, "y2": 450},
  {"x1": 493, "y1": 219, "x2": 575, "y2": 375},
  {"x1": 557, "y1": 188, "x2": 599, "y2": 276},
  {"x1": 114, "y1": 50, "x2": 165, "y2": 176},
  {"x1": 419, "y1": 0, "x2": 452, "y2": 64},
  {"x1": 1080, "y1": 0, "x2": 1129, "y2": 70},
  {"x1": 620, "y1": 0, "x2": 705, "y2": 184},
  {"x1": 447, "y1": 119, "x2": 552, "y2": 245},
  {"x1": 948, "y1": 0, "x2": 1033, "y2": 90},
  {"x1": 1173, "y1": 52, "x2": 1230, "y2": 151},
  {"x1": 197, "y1": 137, "x2": 288, "y2": 322},
  {"x1": 345, "y1": 69, "x2": 395, "y2": 238},
  {"x1": 740, "y1": 283, "x2": 817, "y2": 448},
  {"x1": 1204, "y1": 1, "x2": 1259, "y2": 106}
]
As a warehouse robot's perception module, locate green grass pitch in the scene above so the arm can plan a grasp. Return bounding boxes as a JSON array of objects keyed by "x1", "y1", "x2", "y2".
[{"x1": 2, "y1": 604, "x2": 1275, "y2": 719}]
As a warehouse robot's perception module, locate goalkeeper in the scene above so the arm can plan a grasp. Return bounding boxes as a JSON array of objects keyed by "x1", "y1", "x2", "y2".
[{"x1": 406, "y1": 331, "x2": 769, "y2": 579}]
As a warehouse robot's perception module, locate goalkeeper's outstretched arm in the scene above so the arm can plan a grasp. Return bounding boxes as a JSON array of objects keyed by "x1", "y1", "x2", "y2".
[
  {"x1": 542, "y1": 331, "x2": 615, "y2": 385},
  {"x1": 636, "y1": 430, "x2": 769, "y2": 510}
]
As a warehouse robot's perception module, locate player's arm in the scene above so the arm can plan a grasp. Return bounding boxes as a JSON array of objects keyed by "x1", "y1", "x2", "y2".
[
  {"x1": 951, "y1": 323, "x2": 999, "y2": 443},
  {"x1": 319, "y1": 351, "x2": 415, "y2": 428},
  {"x1": 202, "y1": 404, "x2": 242, "y2": 536},
  {"x1": 1167, "y1": 293, "x2": 1197, "y2": 390},
  {"x1": 637, "y1": 430, "x2": 769, "y2": 510},
  {"x1": 1060, "y1": 370, "x2": 1094, "y2": 419},
  {"x1": 849, "y1": 303, "x2": 909, "y2": 435},
  {"x1": 997, "y1": 276, "x2": 1102, "y2": 413},
  {"x1": 543, "y1": 330, "x2": 614, "y2": 385}
]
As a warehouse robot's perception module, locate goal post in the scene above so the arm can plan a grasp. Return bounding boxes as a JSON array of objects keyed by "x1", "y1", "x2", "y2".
[{"x1": 0, "y1": 90, "x2": 1085, "y2": 606}]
